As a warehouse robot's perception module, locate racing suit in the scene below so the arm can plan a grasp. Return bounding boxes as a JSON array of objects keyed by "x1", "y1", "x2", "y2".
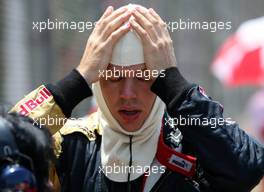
[{"x1": 11, "y1": 67, "x2": 264, "y2": 192}]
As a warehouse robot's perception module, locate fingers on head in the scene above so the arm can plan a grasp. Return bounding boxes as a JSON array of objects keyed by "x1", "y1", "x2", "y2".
[
  {"x1": 130, "y1": 18, "x2": 152, "y2": 44},
  {"x1": 106, "y1": 23, "x2": 131, "y2": 45},
  {"x1": 99, "y1": 6, "x2": 113, "y2": 22},
  {"x1": 105, "y1": 11, "x2": 131, "y2": 34}
]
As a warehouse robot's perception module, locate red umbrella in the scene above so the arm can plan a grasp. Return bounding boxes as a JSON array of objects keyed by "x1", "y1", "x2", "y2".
[{"x1": 212, "y1": 17, "x2": 264, "y2": 87}]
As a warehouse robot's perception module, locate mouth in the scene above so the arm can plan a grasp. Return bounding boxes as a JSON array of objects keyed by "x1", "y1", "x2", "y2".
[{"x1": 118, "y1": 109, "x2": 142, "y2": 122}]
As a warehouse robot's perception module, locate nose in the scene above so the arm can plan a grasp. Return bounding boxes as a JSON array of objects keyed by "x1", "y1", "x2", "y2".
[{"x1": 119, "y1": 79, "x2": 137, "y2": 100}]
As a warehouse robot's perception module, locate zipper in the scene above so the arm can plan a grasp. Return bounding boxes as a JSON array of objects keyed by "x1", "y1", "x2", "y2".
[{"x1": 127, "y1": 135, "x2": 133, "y2": 192}]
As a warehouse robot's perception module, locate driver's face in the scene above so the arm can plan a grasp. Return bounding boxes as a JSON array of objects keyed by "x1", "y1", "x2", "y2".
[{"x1": 100, "y1": 64, "x2": 156, "y2": 132}]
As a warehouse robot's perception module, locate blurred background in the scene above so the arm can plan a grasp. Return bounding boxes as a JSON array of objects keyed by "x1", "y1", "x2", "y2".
[{"x1": 0, "y1": 0, "x2": 264, "y2": 191}]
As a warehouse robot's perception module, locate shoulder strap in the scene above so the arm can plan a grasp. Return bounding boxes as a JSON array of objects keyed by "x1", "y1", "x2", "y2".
[{"x1": 156, "y1": 113, "x2": 197, "y2": 178}]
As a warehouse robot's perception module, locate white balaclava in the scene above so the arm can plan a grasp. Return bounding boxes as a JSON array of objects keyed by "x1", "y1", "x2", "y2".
[{"x1": 92, "y1": 4, "x2": 166, "y2": 182}]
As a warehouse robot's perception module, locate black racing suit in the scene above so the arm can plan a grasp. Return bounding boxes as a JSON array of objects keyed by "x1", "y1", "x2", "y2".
[{"x1": 12, "y1": 67, "x2": 264, "y2": 192}]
